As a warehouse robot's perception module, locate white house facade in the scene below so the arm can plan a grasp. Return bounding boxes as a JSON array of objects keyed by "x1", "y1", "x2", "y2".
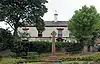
[
  {"x1": 18, "y1": 21, "x2": 70, "y2": 42},
  {"x1": 18, "y1": 12, "x2": 71, "y2": 42}
]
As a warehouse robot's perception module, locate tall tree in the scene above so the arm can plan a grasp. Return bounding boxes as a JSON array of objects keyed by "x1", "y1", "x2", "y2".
[
  {"x1": 0, "y1": 0, "x2": 48, "y2": 37},
  {"x1": 68, "y1": 5, "x2": 100, "y2": 45}
]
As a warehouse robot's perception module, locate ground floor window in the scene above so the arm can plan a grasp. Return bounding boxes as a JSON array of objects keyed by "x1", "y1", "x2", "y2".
[{"x1": 56, "y1": 28, "x2": 64, "y2": 41}]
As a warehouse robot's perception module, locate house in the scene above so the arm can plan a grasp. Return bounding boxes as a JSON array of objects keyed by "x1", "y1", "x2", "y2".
[{"x1": 18, "y1": 13, "x2": 70, "y2": 42}]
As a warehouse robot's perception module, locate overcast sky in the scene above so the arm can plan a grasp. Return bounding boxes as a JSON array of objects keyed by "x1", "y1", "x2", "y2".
[
  {"x1": 43, "y1": 0, "x2": 100, "y2": 21},
  {"x1": 0, "y1": 0, "x2": 100, "y2": 28}
]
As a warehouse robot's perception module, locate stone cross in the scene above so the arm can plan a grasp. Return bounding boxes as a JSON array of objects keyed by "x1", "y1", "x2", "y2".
[{"x1": 51, "y1": 31, "x2": 57, "y2": 56}]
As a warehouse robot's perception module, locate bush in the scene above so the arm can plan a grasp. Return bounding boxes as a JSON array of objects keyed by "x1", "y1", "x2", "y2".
[
  {"x1": 11, "y1": 41, "x2": 83, "y2": 55},
  {"x1": 11, "y1": 41, "x2": 28, "y2": 57},
  {"x1": 73, "y1": 61, "x2": 79, "y2": 64},
  {"x1": 22, "y1": 52, "x2": 40, "y2": 59},
  {"x1": 0, "y1": 50, "x2": 16, "y2": 58},
  {"x1": 0, "y1": 28, "x2": 14, "y2": 51},
  {"x1": 65, "y1": 43, "x2": 83, "y2": 52},
  {"x1": 7, "y1": 52, "x2": 16, "y2": 58},
  {"x1": 59, "y1": 53, "x2": 100, "y2": 62},
  {"x1": 0, "y1": 55, "x2": 2, "y2": 61}
]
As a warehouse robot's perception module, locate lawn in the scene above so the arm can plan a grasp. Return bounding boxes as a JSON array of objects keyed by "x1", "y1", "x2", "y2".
[
  {"x1": 0, "y1": 57, "x2": 24, "y2": 64},
  {"x1": 0, "y1": 58, "x2": 97, "y2": 64},
  {"x1": 19, "y1": 61, "x2": 96, "y2": 64},
  {"x1": 23, "y1": 62, "x2": 41, "y2": 64},
  {"x1": 0, "y1": 52, "x2": 99, "y2": 64}
]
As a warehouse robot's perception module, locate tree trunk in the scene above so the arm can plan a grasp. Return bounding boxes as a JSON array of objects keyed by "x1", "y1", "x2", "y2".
[
  {"x1": 13, "y1": 27, "x2": 18, "y2": 37},
  {"x1": 13, "y1": 16, "x2": 21, "y2": 37},
  {"x1": 38, "y1": 31, "x2": 42, "y2": 37}
]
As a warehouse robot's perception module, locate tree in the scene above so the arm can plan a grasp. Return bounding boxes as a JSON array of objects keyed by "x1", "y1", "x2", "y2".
[
  {"x1": 0, "y1": 28, "x2": 14, "y2": 51},
  {"x1": 68, "y1": 5, "x2": 100, "y2": 46},
  {"x1": 36, "y1": 19, "x2": 45, "y2": 35},
  {"x1": 0, "y1": 0, "x2": 48, "y2": 37}
]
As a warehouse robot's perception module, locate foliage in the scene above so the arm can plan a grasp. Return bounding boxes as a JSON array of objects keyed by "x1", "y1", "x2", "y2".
[
  {"x1": 0, "y1": 55, "x2": 2, "y2": 61},
  {"x1": 56, "y1": 42, "x2": 67, "y2": 48},
  {"x1": 0, "y1": 58, "x2": 24, "y2": 64},
  {"x1": 66, "y1": 43, "x2": 83, "y2": 52},
  {"x1": 68, "y1": 5, "x2": 100, "y2": 45},
  {"x1": 11, "y1": 41, "x2": 83, "y2": 56},
  {"x1": 11, "y1": 41, "x2": 29, "y2": 57},
  {"x1": 59, "y1": 53, "x2": 100, "y2": 62},
  {"x1": 56, "y1": 42, "x2": 83, "y2": 52},
  {"x1": 22, "y1": 52, "x2": 40, "y2": 59},
  {"x1": 0, "y1": 0, "x2": 48, "y2": 36},
  {"x1": 26, "y1": 41, "x2": 52, "y2": 53},
  {"x1": 0, "y1": 50, "x2": 16, "y2": 58},
  {"x1": 92, "y1": 29, "x2": 100, "y2": 42},
  {"x1": 11, "y1": 41, "x2": 51, "y2": 56},
  {"x1": 62, "y1": 61, "x2": 95, "y2": 64},
  {"x1": 0, "y1": 28, "x2": 14, "y2": 51}
]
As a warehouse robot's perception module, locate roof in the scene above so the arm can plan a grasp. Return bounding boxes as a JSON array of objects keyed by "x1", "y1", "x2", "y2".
[
  {"x1": 45, "y1": 21, "x2": 68, "y2": 27},
  {"x1": 21, "y1": 21, "x2": 68, "y2": 27}
]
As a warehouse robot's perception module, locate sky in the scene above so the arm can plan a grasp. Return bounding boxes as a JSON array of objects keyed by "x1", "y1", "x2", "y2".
[
  {"x1": 43, "y1": 0, "x2": 100, "y2": 21},
  {"x1": 0, "y1": 0, "x2": 100, "y2": 29}
]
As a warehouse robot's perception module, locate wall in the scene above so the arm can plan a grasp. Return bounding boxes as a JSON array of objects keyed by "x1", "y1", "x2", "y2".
[
  {"x1": 18, "y1": 26, "x2": 70, "y2": 41},
  {"x1": 43, "y1": 27, "x2": 69, "y2": 37},
  {"x1": 18, "y1": 27, "x2": 69, "y2": 37}
]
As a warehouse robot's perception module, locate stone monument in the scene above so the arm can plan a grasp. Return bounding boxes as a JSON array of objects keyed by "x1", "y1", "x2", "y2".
[
  {"x1": 48, "y1": 31, "x2": 58, "y2": 60},
  {"x1": 41, "y1": 31, "x2": 62, "y2": 64}
]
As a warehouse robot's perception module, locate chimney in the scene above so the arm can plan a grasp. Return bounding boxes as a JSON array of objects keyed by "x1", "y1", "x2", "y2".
[{"x1": 54, "y1": 10, "x2": 58, "y2": 22}]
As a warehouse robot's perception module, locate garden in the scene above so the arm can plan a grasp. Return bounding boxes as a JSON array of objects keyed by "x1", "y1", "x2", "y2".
[
  {"x1": 1, "y1": 1, "x2": 100, "y2": 64},
  {"x1": 0, "y1": 41, "x2": 100, "y2": 64}
]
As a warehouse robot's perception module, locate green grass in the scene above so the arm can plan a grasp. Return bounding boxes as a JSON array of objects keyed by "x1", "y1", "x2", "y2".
[
  {"x1": 0, "y1": 57, "x2": 24, "y2": 64},
  {"x1": 62, "y1": 61, "x2": 87, "y2": 64},
  {"x1": 24, "y1": 62, "x2": 41, "y2": 64},
  {"x1": 19, "y1": 61, "x2": 96, "y2": 64}
]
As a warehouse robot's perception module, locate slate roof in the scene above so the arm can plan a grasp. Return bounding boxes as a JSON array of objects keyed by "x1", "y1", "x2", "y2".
[
  {"x1": 45, "y1": 21, "x2": 68, "y2": 27},
  {"x1": 21, "y1": 21, "x2": 68, "y2": 27}
]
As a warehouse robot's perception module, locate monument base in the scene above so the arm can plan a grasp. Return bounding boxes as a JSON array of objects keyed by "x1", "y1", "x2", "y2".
[
  {"x1": 41, "y1": 55, "x2": 61, "y2": 64},
  {"x1": 48, "y1": 55, "x2": 58, "y2": 61}
]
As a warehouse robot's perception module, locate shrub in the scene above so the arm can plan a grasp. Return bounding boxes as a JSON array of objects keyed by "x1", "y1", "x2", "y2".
[
  {"x1": 65, "y1": 43, "x2": 83, "y2": 52},
  {"x1": 0, "y1": 55, "x2": 2, "y2": 61},
  {"x1": 7, "y1": 52, "x2": 16, "y2": 58},
  {"x1": 27, "y1": 41, "x2": 52, "y2": 53},
  {"x1": 0, "y1": 50, "x2": 16, "y2": 58},
  {"x1": 0, "y1": 28, "x2": 14, "y2": 51},
  {"x1": 73, "y1": 61, "x2": 79, "y2": 64},
  {"x1": 23, "y1": 52, "x2": 40, "y2": 59},
  {"x1": 11, "y1": 41, "x2": 84, "y2": 55},
  {"x1": 59, "y1": 53, "x2": 100, "y2": 62}
]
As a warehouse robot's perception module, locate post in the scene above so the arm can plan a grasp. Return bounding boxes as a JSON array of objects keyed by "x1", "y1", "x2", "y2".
[
  {"x1": 47, "y1": 31, "x2": 58, "y2": 61},
  {"x1": 51, "y1": 31, "x2": 57, "y2": 56},
  {"x1": 42, "y1": 31, "x2": 60, "y2": 64}
]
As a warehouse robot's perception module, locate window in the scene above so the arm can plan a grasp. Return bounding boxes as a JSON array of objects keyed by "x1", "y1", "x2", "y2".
[
  {"x1": 58, "y1": 30, "x2": 62, "y2": 38},
  {"x1": 57, "y1": 28, "x2": 64, "y2": 38},
  {"x1": 56, "y1": 28, "x2": 64, "y2": 41}
]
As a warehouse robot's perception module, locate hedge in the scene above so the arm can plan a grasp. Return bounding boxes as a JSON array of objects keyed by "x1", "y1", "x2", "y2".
[{"x1": 11, "y1": 41, "x2": 84, "y2": 56}]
